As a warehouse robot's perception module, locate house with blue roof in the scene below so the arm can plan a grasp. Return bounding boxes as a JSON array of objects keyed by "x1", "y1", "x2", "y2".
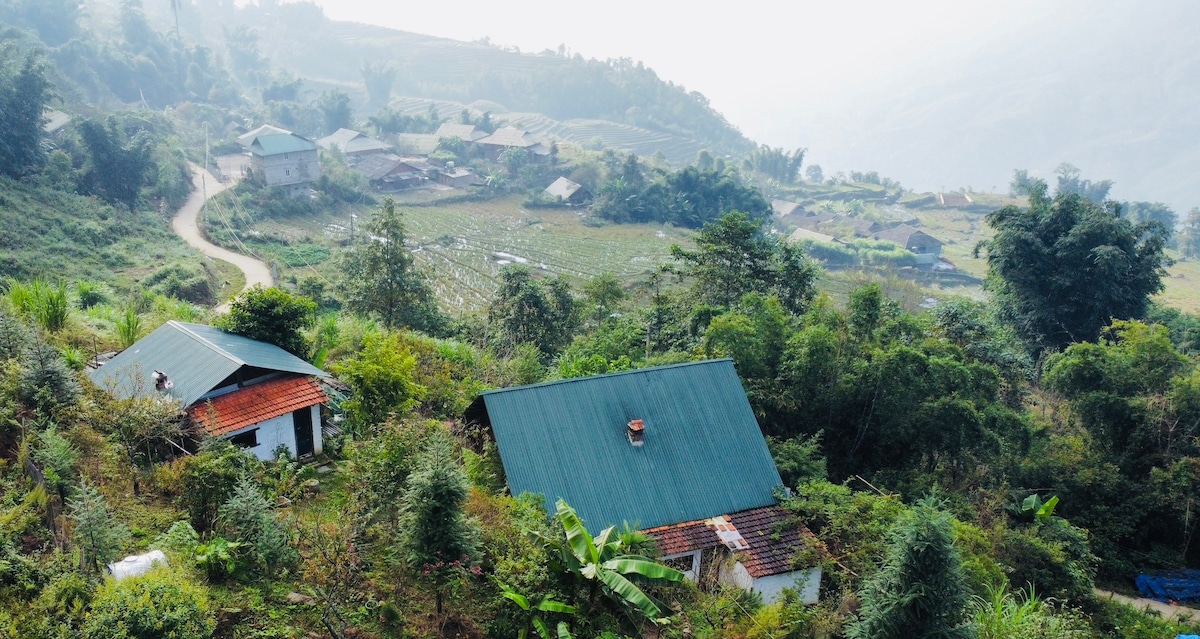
[
  {"x1": 238, "y1": 124, "x2": 321, "y2": 196},
  {"x1": 89, "y1": 321, "x2": 330, "y2": 461},
  {"x1": 464, "y1": 358, "x2": 822, "y2": 603}
]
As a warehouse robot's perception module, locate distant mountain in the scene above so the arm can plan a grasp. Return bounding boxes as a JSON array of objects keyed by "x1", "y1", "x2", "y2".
[
  {"x1": 166, "y1": 1, "x2": 754, "y2": 165},
  {"x1": 774, "y1": 1, "x2": 1200, "y2": 212}
]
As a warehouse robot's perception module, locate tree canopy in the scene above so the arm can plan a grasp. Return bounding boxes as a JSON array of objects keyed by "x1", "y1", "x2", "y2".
[
  {"x1": 216, "y1": 285, "x2": 316, "y2": 357},
  {"x1": 670, "y1": 211, "x2": 819, "y2": 315},
  {"x1": 339, "y1": 198, "x2": 444, "y2": 334},
  {"x1": 0, "y1": 44, "x2": 53, "y2": 178},
  {"x1": 981, "y1": 179, "x2": 1170, "y2": 351}
]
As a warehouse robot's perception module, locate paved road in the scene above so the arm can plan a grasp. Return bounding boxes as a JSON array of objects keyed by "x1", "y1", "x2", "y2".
[
  {"x1": 171, "y1": 163, "x2": 272, "y2": 311},
  {"x1": 1095, "y1": 588, "x2": 1199, "y2": 622}
]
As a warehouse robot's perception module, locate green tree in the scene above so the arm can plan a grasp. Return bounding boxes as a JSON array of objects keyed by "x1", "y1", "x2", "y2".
[
  {"x1": 217, "y1": 476, "x2": 297, "y2": 577},
  {"x1": 76, "y1": 117, "x2": 155, "y2": 209},
  {"x1": 1181, "y1": 207, "x2": 1200, "y2": 259},
  {"x1": 847, "y1": 496, "x2": 976, "y2": 639},
  {"x1": 398, "y1": 428, "x2": 479, "y2": 615},
  {"x1": 331, "y1": 330, "x2": 426, "y2": 433},
  {"x1": 316, "y1": 89, "x2": 352, "y2": 135},
  {"x1": 980, "y1": 180, "x2": 1170, "y2": 351},
  {"x1": 488, "y1": 265, "x2": 579, "y2": 357},
  {"x1": 360, "y1": 61, "x2": 395, "y2": 109},
  {"x1": 1054, "y1": 163, "x2": 1112, "y2": 203},
  {"x1": 582, "y1": 273, "x2": 625, "y2": 326},
  {"x1": 69, "y1": 481, "x2": 130, "y2": 576},
  {"x1": 216, "y1": 285, "x2": 316, "y2": 357},
  {"x1": 340, "y1": 198, "x2": 444, "y2": 334},
  {"x1": 670, "y1": 211, "x2": 819, "y2": 315},
  {"x1": 0, "y1": 44, "x2": 53, "y2": 178}
]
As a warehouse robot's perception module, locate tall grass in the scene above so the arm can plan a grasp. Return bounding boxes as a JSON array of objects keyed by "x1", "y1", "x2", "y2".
[
  {"x1": 115, "y1": 307, "x2": 143, "y2": 349},
  {"x1": 972, "y1": 586, "x2": 1088, "y2": 639},
  {"x1": 5, "y1": 279, "x2": 70, "y2": 332}
]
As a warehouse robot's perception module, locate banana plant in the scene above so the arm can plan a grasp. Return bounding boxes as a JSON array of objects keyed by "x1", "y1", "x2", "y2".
[
  {"x1": 532, "y1": 499, "x2": 684, "y2": 622},
  {"x1": 496, "y1": 580, "x2": 576, "y2": 639}
]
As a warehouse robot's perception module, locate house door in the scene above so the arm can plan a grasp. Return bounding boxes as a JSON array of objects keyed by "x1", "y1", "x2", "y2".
[{"x1": 292, "y1": 408, "x2": 315, "y2": 457}]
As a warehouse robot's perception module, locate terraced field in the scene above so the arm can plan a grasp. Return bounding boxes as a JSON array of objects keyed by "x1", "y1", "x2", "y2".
[{"x1": 398, "y1": 197, "x2": 692, "y2": 311}]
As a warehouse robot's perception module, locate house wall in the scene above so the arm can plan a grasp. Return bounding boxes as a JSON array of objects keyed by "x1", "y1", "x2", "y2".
[
  {"x1": 223, "y1": 404, "x2": 322, "y2": 461},
  {"x1": 719, "y1": 561, "x2": 822, "y2": 604},
  {"x1": 250, "y1": 149, "x2": 320, "y2": 187}
]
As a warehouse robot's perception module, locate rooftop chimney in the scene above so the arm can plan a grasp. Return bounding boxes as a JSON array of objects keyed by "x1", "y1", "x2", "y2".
[{"x1": 627, "y1": 419, "x2": 645, "y2": 447}]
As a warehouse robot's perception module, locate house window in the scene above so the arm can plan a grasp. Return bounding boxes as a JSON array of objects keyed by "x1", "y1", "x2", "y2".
[
  {"x1": 663, "y1": 550, "x2": 702, "y2": 581},
  {"x1": 228, "y1": 428, "x2": 259, "y2": 448},
  {"x1": 284, "y1": 153, "x2": 291, "y2": 159},
  {"x1": 285, "y1": 169, "x2": 291, "y2": 177}
]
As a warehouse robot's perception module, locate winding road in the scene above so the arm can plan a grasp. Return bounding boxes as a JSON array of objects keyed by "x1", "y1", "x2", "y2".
[{"x1": 172, "y1": 163, "x2": 273, "y2": 311}]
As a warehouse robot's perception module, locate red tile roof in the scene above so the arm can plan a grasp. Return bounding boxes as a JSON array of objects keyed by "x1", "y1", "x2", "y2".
[
  {"x1": 645, "y1": 505, "x2": 819, "y2": 578},
  {"x1": 190, "y1": 376, "x2": 326, "y2": 437}
]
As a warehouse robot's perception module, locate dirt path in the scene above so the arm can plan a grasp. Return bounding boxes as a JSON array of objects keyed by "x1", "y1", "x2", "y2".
[
  {"x1": 172, "y1": 163, "x2": 273, "y2": 311},
  {"x1": 1095, "y1": 588, "x2": 1200, "y2": 622}
]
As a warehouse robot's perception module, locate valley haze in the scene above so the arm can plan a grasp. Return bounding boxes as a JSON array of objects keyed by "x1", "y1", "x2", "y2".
[{"x1": 311, "y1": 0, "x2": 1199, "y2": 211}]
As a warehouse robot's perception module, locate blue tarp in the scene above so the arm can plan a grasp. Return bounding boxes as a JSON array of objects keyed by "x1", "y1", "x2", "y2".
[
  {"x1": 1176, "y1": 635, "x2": 1199, "y2": 639},
  {"x1": 1136, "y1": 569, "x2": 1200, "y2": 603}
]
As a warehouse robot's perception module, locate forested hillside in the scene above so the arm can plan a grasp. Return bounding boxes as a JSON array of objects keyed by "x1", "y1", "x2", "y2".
[{"x1": 1, "y1": 1, "x2": 1199, "y2": 638}]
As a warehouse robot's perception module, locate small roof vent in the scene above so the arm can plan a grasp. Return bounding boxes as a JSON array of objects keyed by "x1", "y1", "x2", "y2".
[{"x1": 627, "y1": 419, "x2": 645, "y2": 447}]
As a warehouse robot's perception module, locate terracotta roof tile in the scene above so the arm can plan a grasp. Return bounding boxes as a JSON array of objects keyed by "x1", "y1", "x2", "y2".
[
  {"x1": 645, "y1": 505, "x2": 820, "y2": 578},
  {"x1": 190, "y1": 376, "x2": 326, "y2": 437}
]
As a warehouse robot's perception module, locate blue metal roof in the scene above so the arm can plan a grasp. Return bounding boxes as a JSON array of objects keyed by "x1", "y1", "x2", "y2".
[
  {"x1": 476, "y1": 359, "x2": 782, "y2": 530},
  {"x1": 88, "y1": 321, "x2": 327, "y2": 407}
]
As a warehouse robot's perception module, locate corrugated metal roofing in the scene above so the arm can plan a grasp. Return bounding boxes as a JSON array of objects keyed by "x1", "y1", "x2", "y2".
[
  {"x1": 478, "y1": 359, "x2": 782, "y2": 530},
  {"x1": 544, "y1": 176, "x2": 583, "y2": 199},
  {"x1": 317, "y1": 128, "x2": 391, "y2": 154},
  {"x1": 249, "y1": 133, "x2": 318, "y2": 156},
  {"x1": 88, "y1": 321, "x2": 327, "y2": 407}
]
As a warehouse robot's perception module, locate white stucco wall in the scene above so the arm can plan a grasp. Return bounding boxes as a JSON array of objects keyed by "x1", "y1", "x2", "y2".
[
  {"x1": 250, "y1": 149, "x2": 320, "y2": 187},
  {"x1": 719, "y1": 561, "x2": 822, "y2": 604},
  {"x1": 224, "y1": 405, "x2": 321, "y2": 461}
]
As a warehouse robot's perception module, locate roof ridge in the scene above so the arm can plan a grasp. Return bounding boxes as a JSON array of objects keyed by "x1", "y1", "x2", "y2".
[
  {"x1": 481, "y1": 358, "x2": 734, "y2": 396},
  {"x1": 169, "y1": 321, "x2": 247, "y2": 367}
]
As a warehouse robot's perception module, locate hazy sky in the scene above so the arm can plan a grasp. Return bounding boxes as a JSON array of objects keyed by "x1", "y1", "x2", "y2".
[{"x1": 309, "y1": 0, "x2": 1044, "y2": 150}]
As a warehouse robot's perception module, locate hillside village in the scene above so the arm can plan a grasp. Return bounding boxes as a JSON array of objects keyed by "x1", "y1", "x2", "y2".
[{"x1": 2, "y1": 2, "x2": 1200, "y2": 639}]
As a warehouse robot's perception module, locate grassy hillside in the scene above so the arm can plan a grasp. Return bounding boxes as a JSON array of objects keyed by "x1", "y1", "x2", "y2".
[{"x1": 0, "y1": 176, "x2": 242, "y2": 302}]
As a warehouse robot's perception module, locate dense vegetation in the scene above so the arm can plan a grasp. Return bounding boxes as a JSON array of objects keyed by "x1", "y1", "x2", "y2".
[{"x1": 1, "y1": 2, "x2": 1199, "y2": 638}]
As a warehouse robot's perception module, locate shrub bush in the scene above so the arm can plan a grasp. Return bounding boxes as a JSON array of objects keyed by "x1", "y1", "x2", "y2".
[{"x1": 82, "y1": 569, "x2": 215, "y2": 639}]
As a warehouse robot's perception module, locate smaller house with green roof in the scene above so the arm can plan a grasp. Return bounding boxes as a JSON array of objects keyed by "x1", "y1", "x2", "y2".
[
  {"x1": 464, "y1": 359, "x2": 822, "y2": 603},
  {"x1": 89, "y1": 321, "x2": 330, "y2": 461},
  {"x1": 238, "y1": 124, "x2": 321, "y2": 196}
]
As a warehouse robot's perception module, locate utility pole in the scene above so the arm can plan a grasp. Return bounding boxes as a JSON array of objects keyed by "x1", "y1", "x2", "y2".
[{"x1": 204, "y1": 122, "x2": 209, "y2": 176}]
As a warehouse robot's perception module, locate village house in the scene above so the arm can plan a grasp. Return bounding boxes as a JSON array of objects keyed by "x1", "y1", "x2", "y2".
[
  {"x1": 873, "y1": 224, "x2": 945, "y2": 264},
  {"x1": 464, "y1": 359, "x2": 822, "y2": 604},
  {"x1": 317, "y1": 128, "x2": 393, "y2": 160},
  {"x1": 238, "y1": 124, "x2": 321, "y2": 196},
  {"x1": 352, "y1": 153, "x2": 434, "y2": 191},
  {"x1": 89, "y1": 321, "x2": 329, "y2": 461},
  {"x1": 433, "y1": 122, "x2": 490, "y2": 143},
  {"x1": 543, "y1": 176, "x2": 590, "y2": 205},
  {"x1": 474, "y1": 126, "x2": 551, "y2": 161},
  {"x1": 436, "y1": 164, "x2": 480, "y2": 188},
  {"x1": 771, "y1": 199, "x2": 807, "y2": 218}
]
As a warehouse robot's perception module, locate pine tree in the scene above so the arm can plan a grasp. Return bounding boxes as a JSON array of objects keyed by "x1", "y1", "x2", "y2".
[
  {"x1": 397, "y1": 428, "x2": 478, "y2": 615},
  {"x1": 69, "y1": 481, "x2": 130, "y2": 575},
  {"x1": 218, "y1": 476, "x2": 297, "y2": 577},
  {"x1": 847, "y1": 496, "x2": 976, "y2": 639}
]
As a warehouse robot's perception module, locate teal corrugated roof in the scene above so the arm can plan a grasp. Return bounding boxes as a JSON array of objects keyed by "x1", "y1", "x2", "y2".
[
  {"x1": 88, "y1": 321, "x2": 327, "y2": 407},
  {"x1": 478, "y1": 359, "x2": 782, "y2": 530},
  {"x1": 249, "y1": 133, "x2": 317, "y2": 156}
]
